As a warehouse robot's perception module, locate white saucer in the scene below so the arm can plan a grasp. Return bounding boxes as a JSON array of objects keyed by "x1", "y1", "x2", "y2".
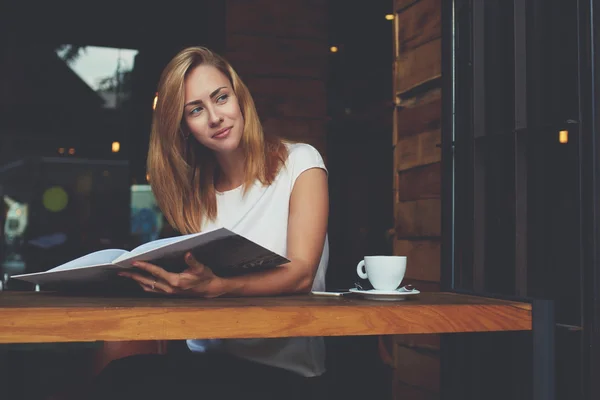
[{"x1": 349, "y1": 287, "x2": 420, "y2": 301}]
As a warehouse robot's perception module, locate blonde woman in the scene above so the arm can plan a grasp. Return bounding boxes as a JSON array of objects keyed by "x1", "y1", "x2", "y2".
[{"x1": 91, "y1": 47, "x2": 329, "y2": 400}]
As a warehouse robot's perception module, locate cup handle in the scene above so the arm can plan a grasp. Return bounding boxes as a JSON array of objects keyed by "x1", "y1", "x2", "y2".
[{"x1": 356, "y1": 260, "x2": 368, "y2": 279}]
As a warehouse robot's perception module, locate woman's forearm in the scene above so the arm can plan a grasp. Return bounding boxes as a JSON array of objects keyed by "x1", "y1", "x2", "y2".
[{"x1": 218, "y1": 261, "x2": 316, "y2": 297}]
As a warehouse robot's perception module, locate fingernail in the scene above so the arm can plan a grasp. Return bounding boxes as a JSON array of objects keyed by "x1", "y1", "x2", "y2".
[{"x1": 132, "y1": 262, "x2": 139, "y2": 267}]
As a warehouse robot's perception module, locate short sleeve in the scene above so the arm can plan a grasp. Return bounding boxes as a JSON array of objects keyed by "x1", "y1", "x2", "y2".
[{"x1": 287, "y1": 143, "x2": 328, "y2": 189}]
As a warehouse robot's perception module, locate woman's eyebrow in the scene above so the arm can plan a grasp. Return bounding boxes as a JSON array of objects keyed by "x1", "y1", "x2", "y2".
[{"x1": 184, "y1": 86, "x2": 228, "y2": 108}]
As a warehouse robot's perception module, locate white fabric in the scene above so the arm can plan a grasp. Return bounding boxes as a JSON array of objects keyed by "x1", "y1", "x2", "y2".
[{"x1": 187, "y1": 142, "x2": 329, "y2": 377}]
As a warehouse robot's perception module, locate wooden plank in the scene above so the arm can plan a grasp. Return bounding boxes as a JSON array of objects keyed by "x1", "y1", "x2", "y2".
[
  {"x1": 395, "y1": 198, "x2": 441, "y2": 237},
  {"x1": 225, "y1": 34, "x2": 327, "y2": 79},
  {"x1": 417, "y1": 130, "x2": 441, "y2": 166},
  {"x1": 394, "y1": 13, "x2": 401, "y2": 63},
  {"x1": 394, "y1": 0, "x2": 420, "y2": 12},
  {"x1": 394, "y1": 239, "x2": 440, "y2": 282},
  {"x1": 396, "y1": 94, "x2": 441, "y2": 138},
  {"x1": 396, "y1": 0, "x2": 441, "y2": 53},
  {"x1": 0, "y1": 292, "x2": 532, "y2": 343},
  {"x1": 397, "y1": 87, "x2": 441, "y2": 109},
  {"x1": 396, "y1": 38, "x2": 441, "y2": 94},
  {"x1": 397, "y1": 162, "x2": 441, "y2": 201},
  {"x1": 226, "y1": 0, "x2": 326, "y2": 39},
  {"x1": 246, "y1": 77, "x2": 326, "y2": 119},
  {"x1": 395, "y1": 129, "x2": 441, "y2": 171},
  {"x1": 393, "y1": 346, "x2": 440, "y2": 392},
  {"x1": 393, "y1": 61, "x2": 400, "y2": 104},
  {"x1": 393, "y1": 101, "x2": 399, "y2": 146},
  {"x1": 395, "y1": 133, "x2": 419, "y2": 170},
  {"x1": 393, "y1": 381, "x2": 439, "y2": 400}
]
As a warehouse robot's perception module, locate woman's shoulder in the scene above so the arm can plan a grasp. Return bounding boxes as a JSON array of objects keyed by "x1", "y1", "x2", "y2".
[
  {"x1": 280, "y1": 141, "x2": 327, "y2": 182},
  {"x1": 284, "y1": 141, "x2": 325, "y2": 165}
]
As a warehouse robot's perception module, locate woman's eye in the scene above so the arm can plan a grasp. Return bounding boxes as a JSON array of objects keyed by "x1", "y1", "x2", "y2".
[
  {"x1": 190, "y1": 107, "x2": 203, "y2": 115},
  {"x1": 216, "y1": 94, "x2": 229, "y2": 103}
]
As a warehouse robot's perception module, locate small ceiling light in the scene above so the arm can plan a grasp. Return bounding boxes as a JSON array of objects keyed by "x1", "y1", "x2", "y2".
[
  {"x1": 385, "y1": 14, "x2": 394, "y2": 20},
  {"x1": 112, "y1": 141, "x2": 121, "y2": 153},
  {"x1": 330, "y1": 46, "x2": 338, "y2": 53},
  {"x1": 559, "y1": 130, "x2": 569, "y2": 144}
]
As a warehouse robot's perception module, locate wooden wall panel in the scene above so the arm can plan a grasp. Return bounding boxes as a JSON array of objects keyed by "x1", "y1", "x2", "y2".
[
  {"x1": 391, "y1": 1, "x2": 442, "y2": 398},
  {"x1": 394, "y1": 0, "x2": 420, "y2": 12},
  {"x1": 397, "y1": 162, "x2": 441, "y2": 201},
  {"x1": 393, "y1": 239, "x2": 441, "y2": 281},
  {"x1": 224, "y1": 0, "x2": 328, "y2": 162},
  {"x1": 396, "y1": 38, "x2": 442, "y2": 94},
  {"x1": 395, "y1": 129, "x2": 441, "y2": 171},
  {"x1": 226, "y1": 0, "x2": 327, "y2": 38},
  {"x1": 396, "y1": 95, "x2": 441, "y2": 138},
  {"x1": 396, "y1": 0, "x2": 441, "y2": 53},
  {"x1": 246, "y1": 78, "x2": 326, "y2": 119},
  {"x1": 395, "y1": 199, "x2": 441, "y2": 237},
  {"x1": 226, "y1": 35, "x2": 327, "y2": 78},
  {"x1": 262, "y1": 118, "x2": 327, "y2": 160},
  {"x1": 262, "y1": 118, "x2": 326, "y2": 140}
]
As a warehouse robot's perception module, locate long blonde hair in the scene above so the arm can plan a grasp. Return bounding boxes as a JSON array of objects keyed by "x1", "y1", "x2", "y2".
[{"x1": 147, "y1": 46, "x2": 288, "y2": 234}]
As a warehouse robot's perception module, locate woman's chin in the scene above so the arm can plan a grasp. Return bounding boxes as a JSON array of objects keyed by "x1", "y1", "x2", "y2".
[{"x1": 208, "y1": 138, "x2": 242, "y2": 154}]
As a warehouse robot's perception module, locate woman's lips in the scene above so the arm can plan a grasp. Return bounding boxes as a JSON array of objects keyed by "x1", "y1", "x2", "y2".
[{"x1": 212, "y1": 127, "x2": 232, "y2": 139}]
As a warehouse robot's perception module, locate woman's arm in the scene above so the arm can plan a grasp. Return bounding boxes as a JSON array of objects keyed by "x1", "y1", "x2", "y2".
[
  {"x1": 221, "y1": 167, "x2": 329, "y2": 296},
  {"x1": 119, "y1": 167, "x2": 329, "y2": 297}
]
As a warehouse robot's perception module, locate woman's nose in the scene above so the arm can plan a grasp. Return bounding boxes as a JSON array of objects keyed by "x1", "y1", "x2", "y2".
[{"x1": 208, "y1": 110, "x2": 223, "y2": 126}]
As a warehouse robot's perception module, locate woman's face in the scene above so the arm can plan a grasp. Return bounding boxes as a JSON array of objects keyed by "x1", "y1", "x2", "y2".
[{"x1": 182, "y1": 64, "x2": 244, "y2": 154}]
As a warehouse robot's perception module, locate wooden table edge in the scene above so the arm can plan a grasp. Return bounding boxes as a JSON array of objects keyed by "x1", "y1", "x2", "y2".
[{"x1": 0, "y1": 292, "x2": 533, "y2": 343}]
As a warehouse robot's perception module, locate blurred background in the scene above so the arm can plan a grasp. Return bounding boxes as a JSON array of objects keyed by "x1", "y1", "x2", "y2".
[{"x1": 1, "y1": 1, "x2": 599, "y2": 399}]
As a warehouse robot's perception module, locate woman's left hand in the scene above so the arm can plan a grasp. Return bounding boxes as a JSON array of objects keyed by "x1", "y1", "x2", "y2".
[{"x1": 118, "y1": 252, "x2": 227, "y2": 298}]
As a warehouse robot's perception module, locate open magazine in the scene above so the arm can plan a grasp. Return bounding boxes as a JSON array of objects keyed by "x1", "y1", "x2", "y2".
[{"x1": 11, "y1": 227, "x2": 289, "y2": 288}]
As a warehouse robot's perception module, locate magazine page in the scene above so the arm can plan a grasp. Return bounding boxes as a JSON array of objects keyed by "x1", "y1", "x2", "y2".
[
  {"x1": 187, "y1": 233, "x2": 290, "y2": 277},
  {"x1": 10, "y1": 263, "x2": 122, "y2": 285},
  {"x1": 115, "y1": 227, "x2": 290, "y2": 276},
  {"x1": 113, "y1": 227, "x2": 235, "y2": 268},
  {"x1": 47, "y1": 249, "x2": 128, "y2": 272},
  {"x1": 114, "y1": 227, "x2": 224, "y2": 261}
]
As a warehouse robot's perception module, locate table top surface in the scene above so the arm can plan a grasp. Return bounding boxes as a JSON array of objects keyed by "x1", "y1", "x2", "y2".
[{"x1": 0, "y1": 291, "x2": 532, "y2": 343}]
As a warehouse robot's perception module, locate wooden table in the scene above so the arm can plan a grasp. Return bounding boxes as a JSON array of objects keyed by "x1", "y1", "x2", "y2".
[
  {"x1": 0, "y1": 290, "x2": 553, "y2": 399},
  {"x1": 0, "y1": 291, "x2": 532, "y2": 343}
]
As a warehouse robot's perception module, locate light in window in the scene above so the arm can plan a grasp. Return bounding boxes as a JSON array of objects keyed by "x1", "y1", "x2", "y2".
[{"x1": 559, "y1": 130, "x2": 568, "y2": 144}]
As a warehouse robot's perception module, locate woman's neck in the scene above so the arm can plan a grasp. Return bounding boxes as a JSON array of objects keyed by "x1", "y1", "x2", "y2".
[{"x1": 215, "y1": 148, "x2": 246, "y2": 191}]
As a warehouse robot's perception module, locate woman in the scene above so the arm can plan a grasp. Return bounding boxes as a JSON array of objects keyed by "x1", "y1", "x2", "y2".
[{"x1": 90, "y1": 47, "x2": 330, "y2": 399}]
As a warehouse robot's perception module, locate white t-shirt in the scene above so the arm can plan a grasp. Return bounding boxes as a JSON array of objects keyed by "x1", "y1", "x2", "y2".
[{"x1": 187, "y1": 142, "x2": 329, "y2": 377}]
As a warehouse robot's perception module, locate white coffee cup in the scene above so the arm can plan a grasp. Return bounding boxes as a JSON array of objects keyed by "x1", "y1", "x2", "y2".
[{"x1": 356, "y1": 256, "x2": 407, "y2": 291}]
